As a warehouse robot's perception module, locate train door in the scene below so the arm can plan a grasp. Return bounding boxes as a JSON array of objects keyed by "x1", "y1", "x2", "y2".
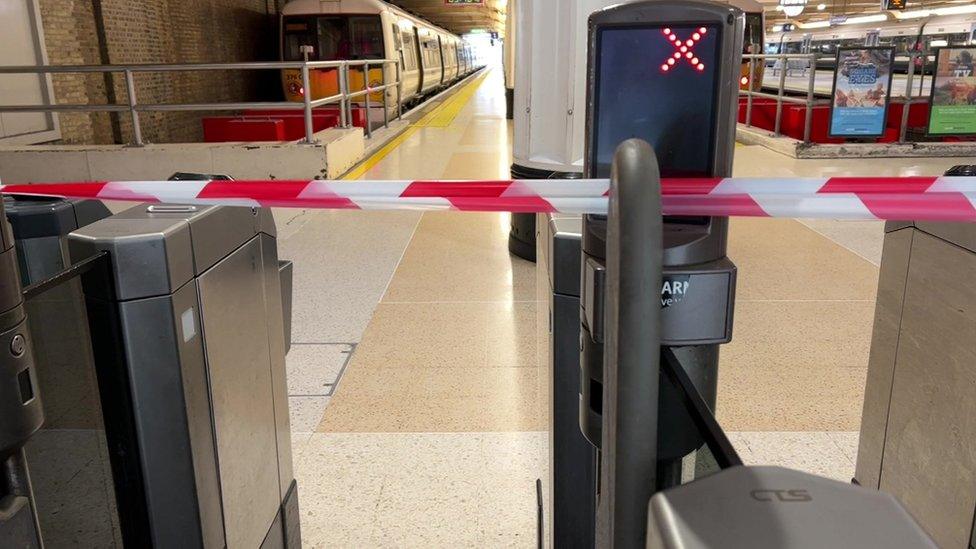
[
  {"x1": 414, "y1": 27, "x2": 426, "y2": 93},
  {"x1": 396, "y1": 22, "x2": 422, "y2": 100},
  {"x1": 438, "y1": 35, "x2": 446, "y2": 84}
]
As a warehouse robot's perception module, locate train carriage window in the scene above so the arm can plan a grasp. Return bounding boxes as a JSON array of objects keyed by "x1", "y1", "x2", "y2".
[
  {"x1": 282, "y1": 15, "x2": 384, "y2": 60},
  {"x1": 346, "y1": 16, "x2": 384, "y2": 58},
  {"x1": 401, "y1": 30, "x2": 418, "y2": 70},
  {"x1": 744, "y1": 13, "x2": 763, "y2": 54},
  {"x1": 423, "y1": 39, "x2": 441, "y2": 67}
]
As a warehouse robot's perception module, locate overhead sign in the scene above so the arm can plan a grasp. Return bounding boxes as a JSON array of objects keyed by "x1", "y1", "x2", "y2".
[
  {"x1": 829, "y1": 14, "x2": 848, "y2": 25},
  {"x1": 829, "y1": 47, "x2": 895, "y2": 137},
  {"x1": 928, "y1": 47, "x2": 976, "y2": 135},
  {"x1": 883, "y1": 0, "x2": 907, "y2": 10}
]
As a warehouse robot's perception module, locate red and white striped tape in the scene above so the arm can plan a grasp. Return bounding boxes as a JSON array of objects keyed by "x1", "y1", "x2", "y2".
[{"x1": 2, "y1": 176, "x2": 976, "y2": 221}]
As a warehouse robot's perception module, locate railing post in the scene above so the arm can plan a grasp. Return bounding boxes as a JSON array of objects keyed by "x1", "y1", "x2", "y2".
[
  {"x1": 917, "y1": 53, "x2": 926, "y2": 99},
  {"x1": 803, "y1": 54, "x2": 816, "y2": 143},
  {"x1": 363, "y1": 61, "x2": 372, "y2": 139},
  {"x1": 395, "y1": 60, "x2": 403, "y2": 121},
  {"x1": 300, "y1": 61, "x2": 315, "y2": 144},
  {"x1": 745, "y1": 55, "x2": 755, "y2": 126},
  {"x1": 774, "y1": 55, "x2": 788, "y2": 136},
  {"x1": 339, "y1": 63, "x2": 349, "y2": 128},
  {"x1": 899, "y1": 53, "x2": 916, "y2": 143},
  {"x1": 382, "y1": 61, "x2": 389, "y2": 129},
  {"x1": 123, "y1": 69, "x2": 143, "y2": 147}
]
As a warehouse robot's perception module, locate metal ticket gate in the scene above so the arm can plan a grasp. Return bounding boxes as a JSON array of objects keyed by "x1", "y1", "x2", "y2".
[
  {"x1": 3, "y1": 196, "x2": 118, "y2": 546},
  {"x1": 0, "y1": 199, "x2": 44, "y2": 547},
  {"x1": 553, "y1": 0, "x2": 939, "y2": 547},
  {"x1": 67, "y1": 204, "x2": 298, "y2": 548},
  {"x1": 578, "y1": 2, "x2": 743, "y2": 544}
]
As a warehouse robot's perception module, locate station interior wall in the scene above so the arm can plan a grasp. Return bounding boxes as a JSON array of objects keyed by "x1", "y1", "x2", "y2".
[{"x1": 36, "y1": 0, "x2": 281, "y2": 145}]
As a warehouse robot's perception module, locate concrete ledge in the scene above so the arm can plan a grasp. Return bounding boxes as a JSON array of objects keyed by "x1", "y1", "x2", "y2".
[
  {"x1": 0, "y1": 127, "x2": 364, "y2": 183},
  {"x1": 736, "y1": 124, "x2": 976, "y2": 159}
]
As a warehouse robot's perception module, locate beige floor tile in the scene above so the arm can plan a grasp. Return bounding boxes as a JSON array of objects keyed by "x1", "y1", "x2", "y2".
[
  {"x1": 442, "y1": 151, "x2": 512, "y2": 179},
  {"x1": 320, "y1": 388, "x2": 545, "y2": 432},
  {"x1": 729, "y1": 217, "x2": 880, "y2": 301},
  {"x1": 723, "y1": 301, "x2": 876, "y2": 370},
  {"x1": 717, "y1": 365, "x2": 866, "y2": 431},
  {"x1": 383, "y1": 212, "x2": 537, "y2": 302},
  {"x1": 459, "y1": 118, "x2": 511, "y2": 146},
  {"x1": 352, "y1": 302, "x2": 488, "y2": 370}
]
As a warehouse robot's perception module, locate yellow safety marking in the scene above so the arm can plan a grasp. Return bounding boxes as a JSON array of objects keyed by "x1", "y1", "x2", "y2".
[
  {"x1": 414, "y1": 71, "x2": 488, "y2": 128},
  {"x1": 342, "y1": 124, "x2": 421, "y2": 180},
  {"x1": 342, "y1": 70, "x2": 490, "y2": 180}
]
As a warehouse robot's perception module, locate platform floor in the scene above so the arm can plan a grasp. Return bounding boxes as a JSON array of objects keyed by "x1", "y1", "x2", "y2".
[{"x1": 276, "y1": 67, "x2": 971, "y2": 547}]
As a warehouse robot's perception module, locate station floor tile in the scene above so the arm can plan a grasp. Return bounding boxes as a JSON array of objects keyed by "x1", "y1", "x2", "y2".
[
  {"x1": 277, "y1": 209, "x2": 421, "y2": 344},
  {"x1": 285, "y1": 343, "x2": 352, "y2": 396},
  {"x1": 382, "y1": 212, "x2": 536, "y2": 303},
  {"x1": 728, "y1": 217, "x2": 880, "y2": 301}
]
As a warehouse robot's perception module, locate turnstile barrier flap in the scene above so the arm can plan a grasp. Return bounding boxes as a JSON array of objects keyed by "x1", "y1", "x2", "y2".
[
  {"x1": 67, "y1": 205, "x2": 275, "y2": 301},
  {"x1": 647, "y1": 465, "x2": 935, "y2": 549}
]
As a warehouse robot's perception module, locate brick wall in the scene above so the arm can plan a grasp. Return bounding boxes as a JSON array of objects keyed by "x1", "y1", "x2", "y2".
[
  {"x1": 37, "y1": 0, "x2": 114, "y2": 143},
  {"x1": 38, "y1": 0, "x2": 278, "y2": 144}
]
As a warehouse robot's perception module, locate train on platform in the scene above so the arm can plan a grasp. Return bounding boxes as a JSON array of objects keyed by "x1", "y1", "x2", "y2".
[
  {"x1": 735, "y1": 0, "x2": 767, "y2": 90},
  {"x1": 765, "y1": 11, "x2": 976, "y2": 74},
  {"x1": 279, "y1": 0, "x2": 481, "y2": 115}
]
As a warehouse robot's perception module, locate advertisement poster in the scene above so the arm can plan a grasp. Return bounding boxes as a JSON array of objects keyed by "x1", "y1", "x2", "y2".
[
  {"x1": 828, "y1": 47, "x2": 894, "y2": 137},
  {"x1": 928, "y1": 47, "x2": 976, "y2": 135}
]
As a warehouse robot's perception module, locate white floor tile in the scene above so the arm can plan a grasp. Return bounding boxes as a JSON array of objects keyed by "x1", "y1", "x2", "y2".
[
  {"x1": 286, "y1": 344, "x2": 351, "y2": 395},
  {"x1": 730, "y1": 431, "x2": 855, "y2": 482},
  {"x1": 294, "y1": 431, "x2": 546, "y2": 548},
  {"x1": 288, "y1": 396, "x2": 332, "y2": 433}
]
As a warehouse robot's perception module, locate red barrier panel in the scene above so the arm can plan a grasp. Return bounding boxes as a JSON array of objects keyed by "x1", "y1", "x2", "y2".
[{"x1": 202, "y1": 118, "x2": 286, "y2": 142}]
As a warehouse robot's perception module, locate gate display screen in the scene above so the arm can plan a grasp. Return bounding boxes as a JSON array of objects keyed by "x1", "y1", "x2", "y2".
[{"x1": 590, "y1": 24, "x2": 721, "y2": 178}]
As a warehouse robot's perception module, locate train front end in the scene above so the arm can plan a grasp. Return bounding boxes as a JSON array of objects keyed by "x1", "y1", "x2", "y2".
[{"x1": 280, "y1": 11, "x2": 387, "y2": 105}]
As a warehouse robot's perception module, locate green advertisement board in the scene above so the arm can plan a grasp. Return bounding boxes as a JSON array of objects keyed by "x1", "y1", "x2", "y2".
[{"x1": 928, "y1": 47, "x2": 976, "y2": 135}]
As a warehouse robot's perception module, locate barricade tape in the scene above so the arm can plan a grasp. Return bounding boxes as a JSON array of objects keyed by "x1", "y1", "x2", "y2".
[{"x1": 2, "y1": 176, "x2": 976, "y2": 221}]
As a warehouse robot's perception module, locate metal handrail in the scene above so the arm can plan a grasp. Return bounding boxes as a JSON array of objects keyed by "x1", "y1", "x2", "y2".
[
  {"x1": 739, "y1": 50, "x2": 933, "y2": 145},
  {"x1": 0, "y1": 58, "x2": 401, "y2": 145}
]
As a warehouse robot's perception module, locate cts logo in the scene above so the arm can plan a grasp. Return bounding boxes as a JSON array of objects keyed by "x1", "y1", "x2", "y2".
[{"x1": 750, "y1": 489, "x2": 813, "y2": 502}]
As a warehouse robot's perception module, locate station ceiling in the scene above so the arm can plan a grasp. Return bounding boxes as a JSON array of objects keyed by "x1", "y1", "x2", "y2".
[
  {"x1": 389, "y1": 0, "x2": 507, "y2": 37},
  {"x1": 761, "y1": 0, "x2": 975, "y2": 27}
]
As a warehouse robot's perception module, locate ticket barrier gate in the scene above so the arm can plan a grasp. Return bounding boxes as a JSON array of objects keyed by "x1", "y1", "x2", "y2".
[
  {"x1": 0, "y1": 199, "x2": 45, "y2": 547},
  {"x1": 546, "y1": 0, "x2": 939, "y2": 547},
  {"x1": 66, "y1": 204, "x2": 298, "y2": 548},
  {"x1": 589, "y1": 138, "x2": 936, "y2": 548},
  {"x1": 1, "y1": 198, "x2": 299, "y2": 548},
  {"x1": 1, "y1": 196, "x2": 119, "y2": 547}
]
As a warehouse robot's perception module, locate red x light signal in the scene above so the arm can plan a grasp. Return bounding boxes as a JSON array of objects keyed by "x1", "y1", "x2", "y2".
[{"x1": 660, "y1": 27, "x2": 707, "y2": 73}]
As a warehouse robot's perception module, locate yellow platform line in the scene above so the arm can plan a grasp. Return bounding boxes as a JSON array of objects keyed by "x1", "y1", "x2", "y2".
[
  {"x1": 342, "y1": 72, "x2": 490, "y2": 180},
  {"x1": 415, "y1": 71, "x2": 488, "y2": 128}
]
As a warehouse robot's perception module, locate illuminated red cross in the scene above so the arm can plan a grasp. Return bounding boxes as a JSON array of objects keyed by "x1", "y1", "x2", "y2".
[{"x1": 660, "y1": 27, "x2": 707, "y2": 73}]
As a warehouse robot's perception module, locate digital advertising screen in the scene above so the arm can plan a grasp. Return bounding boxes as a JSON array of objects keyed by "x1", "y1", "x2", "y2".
[
  {"x1": 590, "y1": 23, "x2": 721, "y2": 178},
  {"x1": 928, "y1": 47, "x2": 976, "y2": 135},
  {"x1": 828, "y1": 47, "x2": 895, "y2": 137}
]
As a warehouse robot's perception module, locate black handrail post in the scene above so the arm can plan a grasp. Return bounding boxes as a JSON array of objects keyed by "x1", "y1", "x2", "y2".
[{"x1": 595, "y1": 138, "x2": 664, "y2": 548}]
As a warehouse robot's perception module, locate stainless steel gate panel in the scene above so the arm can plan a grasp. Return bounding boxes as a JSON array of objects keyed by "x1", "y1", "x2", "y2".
[
  {"x1": 117, "y1": 282, "x2": 224, "y2": 548},
  {"x1": 196, "y1": 235, "x2": 281, "y2": 548},
  {"x1": 68, "y1": 204, "x2": 297, "y2": 548},
  {"x1": 260, "y1": 233, "x2": 294, "y2": 496}
]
